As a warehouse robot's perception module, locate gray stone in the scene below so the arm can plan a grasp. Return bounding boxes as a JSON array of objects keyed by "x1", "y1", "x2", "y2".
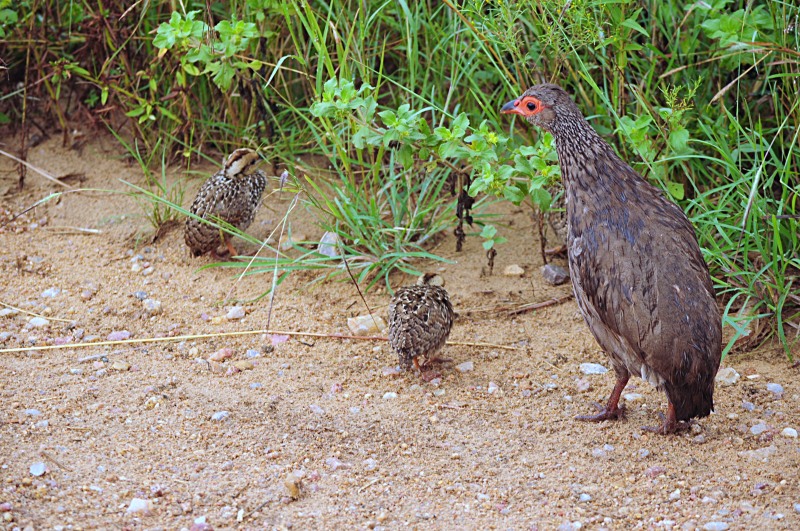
[
  {"x1": 580, "y1": 363, "x2": 608, "y2": 375},
  {"x1": 541, "y1": 264, "x2": 569, "y2": 285}
]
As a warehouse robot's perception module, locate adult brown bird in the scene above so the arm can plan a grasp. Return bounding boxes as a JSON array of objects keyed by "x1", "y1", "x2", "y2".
[
  {"x1": 501, "y1": 83, "x2": 721, "y2": 434},
  {"x1": 185, "y1": 148, "x2": 267, "y2": 258},
  {"x1": 388, "y1": 273, "x2": 455, "y2": 379}
]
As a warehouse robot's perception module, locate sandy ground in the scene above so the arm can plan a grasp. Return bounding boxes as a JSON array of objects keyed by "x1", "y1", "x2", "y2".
[{"x1": 1, "y1": 135, "x2": 799, "y2": 530}]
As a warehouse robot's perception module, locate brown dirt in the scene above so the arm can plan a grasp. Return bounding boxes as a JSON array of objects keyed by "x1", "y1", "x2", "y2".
[{"x1": 1, "y1": 135, "x2": 799, "y2": 530}]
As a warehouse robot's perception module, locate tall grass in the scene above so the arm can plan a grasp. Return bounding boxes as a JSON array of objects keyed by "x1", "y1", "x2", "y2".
[{"x1": 2, "y1": 0, "x2": 798, "y2": 356}]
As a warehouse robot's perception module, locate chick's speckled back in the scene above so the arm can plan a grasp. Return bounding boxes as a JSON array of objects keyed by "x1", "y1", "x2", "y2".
[{"x1": 388, "y1": 282, "x2": 454, "y2": 370}]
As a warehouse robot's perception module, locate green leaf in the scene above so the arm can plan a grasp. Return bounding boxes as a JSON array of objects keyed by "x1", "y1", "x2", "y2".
[
  {"x1": 621, "y1": 18, "x2": 649, "y2": 38},
  {"x1": 451, "y1": 113, "x2": 469, "y2": 138},
  {"x1": 480, "y1": 224, "x2": 497, "y2": 238},
  {"x1": 665, "y1": 181, "x2": 685, "y2": 200},
  {"x1": 397, "y1": 144, "x2": 414, "y2": 170}
]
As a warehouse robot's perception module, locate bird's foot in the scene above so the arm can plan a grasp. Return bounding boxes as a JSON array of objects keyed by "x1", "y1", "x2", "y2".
[
  {"x1": 420, "y1": 370, "x2": 442, "y2": 382},
  {"x1": 576, "y1": 402, "x2": 626, "y2": 422},
  {"x1": 421, "y1": 356, "x2": 452, "y2": 366},
  {"x1": 544, "y1": 244, "x2": 568, "y2": 256},
  {"x1": 641, "y1": 411, "x2": 689, "y2": 435}
]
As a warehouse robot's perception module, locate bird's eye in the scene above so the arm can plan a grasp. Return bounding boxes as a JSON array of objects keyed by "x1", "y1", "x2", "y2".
[{"x1": 527, "y1": 102, "x2": 537, "y2": 111}]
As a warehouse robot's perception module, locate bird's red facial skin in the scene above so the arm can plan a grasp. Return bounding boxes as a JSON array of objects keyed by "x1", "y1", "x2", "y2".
[{"x1": 501, "y1": 95, "x2": 545, "y2": 117}]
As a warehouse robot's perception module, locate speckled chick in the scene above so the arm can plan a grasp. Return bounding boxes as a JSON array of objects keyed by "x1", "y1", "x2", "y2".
[
  {"x1": 184, "y1": 148, "x2": 267, "y2": 257},
  {"x1": 388, "y1": 273, "x2": 455, "y2": 373}
]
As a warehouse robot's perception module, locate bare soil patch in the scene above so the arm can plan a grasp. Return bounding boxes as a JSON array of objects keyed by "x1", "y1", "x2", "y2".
[{"x1": 1, "y1": 136, "x2": 798, "y2": 529}]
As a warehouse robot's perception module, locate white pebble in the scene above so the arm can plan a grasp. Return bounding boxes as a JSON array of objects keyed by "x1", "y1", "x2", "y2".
[
  {"x1": 41, "y1": 288, "x2": 60, "y2": 298},
  {"x1": 580, "y1": 363, "x2": 608, "y2": 375},
  {"x1": 503, "y1": 264, "x2": 525, "y2": 277},
  {"x1": 27, "y1": 317, "x2": 50, "y2": 328},
  {"x1": 226, "y1": 306, "x2": 246, "y2": 320},
  {"x1": 623, "y1": 393, "x2": 643, "y2": 402},
  {"x1": 579, "y1": 493, "x2": 591, "y2": 502},
  {"x1": 703, "y1": 523, "x2": 729, "y2": 531},
  {"x1": 126, "y1": 498, "x2": 153, "y2": 514},
  {"x1": 347, "y1": 314, "x2": 386, "y2": 335},
  {"x1": 456, "y1": 361, "x2": 474, "y2": 373},
  {"x1": 211, "y1": 411, "x2": 230, "y2": 422},
  {"x1": 487, "y1": 382, "x2": 499, "y2": 394},
  {"x1": 382, "y1": 392, "x2": 398, "y2": 400},
  {"x1": 750, "y1": 422, "x2": 768, "y2": 435},
  {"x1": 669, "y1": 489, "x2": 681, "y2": 501},
  {"x1": 30, "y1": 462, "x2": 47, "y2": 476},
  {"x1": 766, "y1": 382, "x2": 784, "y2": 394},
  {"x1": 715, "y1": 367, "x2": 740, "y2": 386},
  {"x1": 309, "y1": 404, "x2": 325, "y2": 415},
  {"x1": 781, "y1": 427, "x2": 798, "y2": 438}
]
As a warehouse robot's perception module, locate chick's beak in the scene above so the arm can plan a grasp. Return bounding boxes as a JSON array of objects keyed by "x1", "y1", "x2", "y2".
[{"x1": 500, "y1": 99, "x2": 523, "y2": 115}]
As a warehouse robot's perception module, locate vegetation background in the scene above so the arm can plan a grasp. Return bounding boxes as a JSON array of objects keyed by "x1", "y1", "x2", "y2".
[{"x1": 1, "y1": 0, "x2": 798, "y2": 357}]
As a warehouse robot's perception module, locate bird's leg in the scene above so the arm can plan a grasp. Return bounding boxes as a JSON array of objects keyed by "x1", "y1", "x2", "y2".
[
  {"x1": 576, "y1": 373, "x2": 629, "y2": 422},
  {"x1": 544, "y1": 244, "x2": 568, "y2": 256},
  {"x1": 224, "y1": 237, "x2": 239, "y2": 259},
  {"x1": 642, "y1": 402, "x2": 686, "y2": 435},
  {"x1": 414, "y1": 357, "x2": 442, "y2": 382}
]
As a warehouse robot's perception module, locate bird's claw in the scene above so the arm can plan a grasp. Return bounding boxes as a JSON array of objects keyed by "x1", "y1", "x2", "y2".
[{"x1": 576, "y1": 402, "x2": 626, "y2": 422}]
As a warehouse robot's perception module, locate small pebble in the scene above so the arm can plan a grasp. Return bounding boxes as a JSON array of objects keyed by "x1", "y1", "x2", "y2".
[
  {"x1": 382, "y1": 392, "x2": 398, "y2": 400},
  {"x1": 111, "y1": 361, "x2": 130, "y2": 371},
  {"x1": 250, "y1": 383, "x2": 263, "y2": 389},
  {"x1": 231, "y1": 360, "x2": 254, "y2": 371},
  {"x1": 126, "y1": 498, "x2": 153, "y2": 514},
  {"x1": 309, "y1": 404, "x2": 325, "y2": 415},
  {"x1": 766, "y1": 382, "x2": 784, "y2": 395},
  {"x1": 579, "y1": 363, "x2": 608, "y2": 375},
  {"x1": 669, "y1": 489, "x2": 681, "y2": 501},
  {"x1": 133, "y1": 291, "x2": 148, "y2": 300},
  {"x1": 742, "y1": 401, "x2": 755, "y2": 411},
  {"x1": 107, "y1": 330, "x2": 131, "y2": 341},
  {"x1": 24, "y1": 409, "x2": 41, "y2": 416},
  {"x1": 487, "y1": 382, "x2": 499, "y2": 394},
  {"x1": 794, "y1": 503, "x2": 800, "y2": 514},
  {"x1": 579, "y1": 493, "x2": 591, "y2": 502},
  {"x1": 30, "y1": 462, "x2": 47, "y2": 476},
  {"x1": 226, "y1": 306, "x2": 246, "y2": 320},
  {"x1": 637, "y1": 449, "x2": 650, "y2": 459},
  {"x1": 750, "y1": 422, "x2": 768, "y2": 435},
  {"x1": 703, "y1": 523, "x2": 729, "y2": 531},
  {"x1": 541, "y1": 264, "x2": 569, "y2": 285},
  {"x1": 142, "y1": 266, "x2": 155, "y2": 276},
  {"x1": 623, "y1": 393, "x2": 643, "y2": 402},
  {"x1": 208, "y1": 348, "x2": 234, "y2": 362},
  {"x1": 456, "y1": 361, "x2": 474, "y2": 373},
  {"x1": 781, "y1": 427, "x2": 797, "y2": 438},
  {"x1": 715, "y1": 367, "x2": 740, "y2": 386},
  {"x1": 245, "y1": 349, "x2": 260, "y2": 358},
  {"x1": 347, "y1": 314, "x2": 386, "y2": 335},
  {"x1": 40, "y1": 288, "x2": 60, "y2": 298},
  {"x1": 503, "y1": 264, "x2": 525, "y2": 277},
  {"x1": 27, "y1": 317, "x2": 49, "y2": 328},
  {"x1": 143, "y1": 299, "x2": 162, "y2": 315},
  {"x1": 211, "y1": 411, "x2": 230, "y2": 422}
]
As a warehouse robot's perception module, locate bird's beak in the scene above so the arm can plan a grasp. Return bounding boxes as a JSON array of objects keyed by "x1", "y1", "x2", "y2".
[{"x1": 500, "y1": 99, "x2": 523, "y2": 116}]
